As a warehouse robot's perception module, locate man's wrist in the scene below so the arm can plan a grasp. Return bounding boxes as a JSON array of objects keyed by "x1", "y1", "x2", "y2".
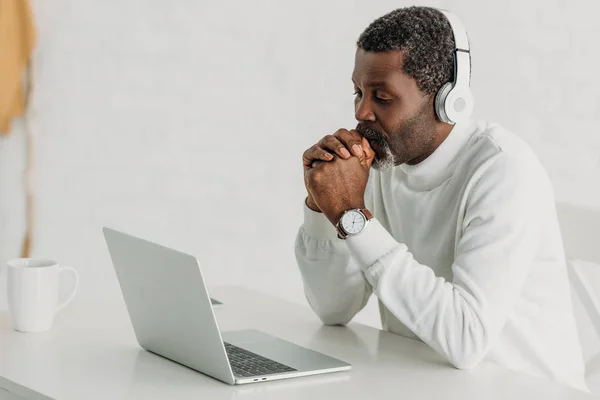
[
  {"x1": 302, "y1": 201, "x2": 338, "y2": 241},
  {"x1": 305, "y1": 196, "x2": 322, "y2": 213}
]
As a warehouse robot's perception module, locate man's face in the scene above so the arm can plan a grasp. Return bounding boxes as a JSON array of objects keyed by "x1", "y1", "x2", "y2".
[{"x1": 352, "y1": 48, "x2": 438, "y2": 170}]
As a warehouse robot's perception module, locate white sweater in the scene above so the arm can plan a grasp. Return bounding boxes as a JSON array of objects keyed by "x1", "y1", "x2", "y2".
[{"x1": 295, "y1": 119, "x2": 588, "y2": 391}]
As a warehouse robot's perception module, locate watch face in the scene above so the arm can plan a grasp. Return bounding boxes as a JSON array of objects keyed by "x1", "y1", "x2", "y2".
[{"x1": 341, "y1": 210, "x2": 366, "y2": 235}]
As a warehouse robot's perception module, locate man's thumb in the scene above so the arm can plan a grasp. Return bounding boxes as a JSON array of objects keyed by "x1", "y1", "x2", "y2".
[{"x1": 361, "y1": 137, "x2": 376, "y2": 168}]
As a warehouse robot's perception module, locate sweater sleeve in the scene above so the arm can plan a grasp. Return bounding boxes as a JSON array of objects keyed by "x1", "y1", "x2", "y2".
[
  {"x1": 345, "y1": 153, "x2": 544, "y2": 369},
  {"x1": 294, "y1": 202, "x2": 373, "y2": 325}
]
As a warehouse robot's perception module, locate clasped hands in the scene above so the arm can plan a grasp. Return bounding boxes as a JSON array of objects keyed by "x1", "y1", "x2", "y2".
[{"x1": 303, "y1": 129, "x2": 375, "y2": 226}]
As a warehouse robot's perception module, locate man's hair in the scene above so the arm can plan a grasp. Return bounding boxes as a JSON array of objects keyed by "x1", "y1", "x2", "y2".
[{"x1": 356, "y1": 6, "x2": 456, "y2": 95}]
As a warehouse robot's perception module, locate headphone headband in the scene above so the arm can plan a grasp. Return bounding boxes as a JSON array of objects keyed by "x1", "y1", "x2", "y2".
[
  {"x1": 432, "y1": 8, "x2": 474, "y2": 124},
  {"x1": 436, "y1": 8, "x2": 471, "y2": 88},
  {"x1": 437, "y1": 9, "x2": 470, "y2": 52}
]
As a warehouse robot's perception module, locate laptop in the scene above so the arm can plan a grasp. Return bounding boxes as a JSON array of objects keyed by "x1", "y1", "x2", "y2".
[{"x1": 102, "y1": 227, "x2": 351, "y2": 385}]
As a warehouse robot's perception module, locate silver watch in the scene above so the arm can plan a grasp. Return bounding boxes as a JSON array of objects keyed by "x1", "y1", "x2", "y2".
[{"x1": 336, "y1": 208, "x2": 373, "y2": 239}]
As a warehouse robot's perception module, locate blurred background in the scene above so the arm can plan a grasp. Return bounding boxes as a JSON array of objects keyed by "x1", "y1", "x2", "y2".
[{"x1": 1, "y1": 0, "x2": 599, "y2": 343}]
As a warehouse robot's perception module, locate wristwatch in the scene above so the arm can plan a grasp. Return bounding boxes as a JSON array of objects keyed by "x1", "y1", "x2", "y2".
[{"x1": 336, "y1": 208, "x2": 374, "y2": 239}]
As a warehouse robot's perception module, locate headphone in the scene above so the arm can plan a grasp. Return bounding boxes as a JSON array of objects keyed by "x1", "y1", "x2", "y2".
[{"x1": 433, "y1": 9, "x2": 474, "y2": 125}]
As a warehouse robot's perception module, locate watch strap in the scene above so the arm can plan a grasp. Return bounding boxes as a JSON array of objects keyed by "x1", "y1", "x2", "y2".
[{"x1": 360, "y1": 208, "x2": 373, "y2": 221}]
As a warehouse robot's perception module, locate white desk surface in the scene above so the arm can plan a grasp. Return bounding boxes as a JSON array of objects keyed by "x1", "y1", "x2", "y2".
[{"x1": 0, "y1": 286, "x2": 595, "y2": 400}]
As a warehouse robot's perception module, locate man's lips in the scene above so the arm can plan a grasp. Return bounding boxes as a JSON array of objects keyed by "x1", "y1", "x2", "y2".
[
  {"x1": 355, "y1": 123, "x2": 387, "y2": 158},
  {"x1": 365, "y1": 139, "x2": 384, "y2": 159}
]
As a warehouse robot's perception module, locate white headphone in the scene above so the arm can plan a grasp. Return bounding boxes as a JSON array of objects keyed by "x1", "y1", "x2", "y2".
[{"x1": 433, "y1": 9, "x2": 474, "y2": 125}]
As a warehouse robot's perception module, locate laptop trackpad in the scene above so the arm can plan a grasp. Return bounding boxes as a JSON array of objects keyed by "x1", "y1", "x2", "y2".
[{"x1": 221, "y1": 329, "x2": 350, "y2": 372}]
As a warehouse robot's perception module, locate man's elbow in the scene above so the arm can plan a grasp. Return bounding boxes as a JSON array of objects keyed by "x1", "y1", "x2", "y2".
[
  {"x1": 304, "y1": 295, "x2": 355, "y2": 326},
  {"x1": 445, "y1": 314, "x2": 492, "y2": 370},
  {"x1": 449, "y1": 353, "x2": 484, "y2": 370},
  {"x1": 447, "y1": 341, "x2": 489, "y2": 370},
  {"x1": 317, "y1": 311, "x2": 355, "y2": 326}
]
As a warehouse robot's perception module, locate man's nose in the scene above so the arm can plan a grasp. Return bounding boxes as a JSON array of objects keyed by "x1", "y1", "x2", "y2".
[{"x1": 355, "y1": 99, "x2": 376, "y2": 122}]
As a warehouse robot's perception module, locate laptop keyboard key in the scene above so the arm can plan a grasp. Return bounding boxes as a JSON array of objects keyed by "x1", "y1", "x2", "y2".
[{"x1": 225, "y1": 342, "x2": 297, "y2": 378}]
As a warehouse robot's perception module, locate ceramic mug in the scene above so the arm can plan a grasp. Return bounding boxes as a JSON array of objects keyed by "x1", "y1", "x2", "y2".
[{"x1": 7, "y1": 258, "x2": 79, "y2": 332}]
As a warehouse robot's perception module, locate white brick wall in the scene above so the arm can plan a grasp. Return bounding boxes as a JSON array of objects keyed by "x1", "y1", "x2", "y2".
[{"x1": 1, "y1": 0, "x2": 599, "y2": 332}]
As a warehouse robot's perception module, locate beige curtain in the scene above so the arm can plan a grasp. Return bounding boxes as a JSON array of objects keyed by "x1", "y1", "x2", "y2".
[{"x1": 0, "y1": 0, "x2": 37, "y2": 257}]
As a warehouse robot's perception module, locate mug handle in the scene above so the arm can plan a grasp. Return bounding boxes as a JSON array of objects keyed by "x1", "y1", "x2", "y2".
[{"x1": 56, "y1": 266, "x2": 80, "y2": 312}]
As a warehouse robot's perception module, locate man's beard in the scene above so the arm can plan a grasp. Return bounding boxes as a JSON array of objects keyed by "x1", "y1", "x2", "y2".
[
  {"x1": 355, "y1": 122, "x2": 396, "y2": 171},
  {"x1": 355, "y1": 101, "x2": 436, "y2": 171}
]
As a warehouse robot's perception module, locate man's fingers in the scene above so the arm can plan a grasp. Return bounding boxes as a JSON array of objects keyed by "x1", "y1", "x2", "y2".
[
  {"x1": 335, "y1": 129, "x2": 365, "y2": 158},
  {"x1": 303, "y1": 145, "x2": 334, "y2": 170},
  {"x1": 320, "y1": 135, "x2": 351, "y2": 159},
  {"x1": 303, "y1": 127, "x2": 376, "y2": 172}
]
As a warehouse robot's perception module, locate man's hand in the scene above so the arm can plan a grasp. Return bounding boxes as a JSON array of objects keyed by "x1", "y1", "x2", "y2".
[
  {"x1": 303, "y1": 129, "x2": 372, "y2": 171},
  {"x1": 303, "y1": 129, "x2": 375, "y2": 213},
  {"x1": 305, "y1": 154, "x2": 371, "y2": 226}
]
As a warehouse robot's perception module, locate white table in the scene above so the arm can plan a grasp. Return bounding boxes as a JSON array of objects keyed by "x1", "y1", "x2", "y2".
[{"x1": 0, "y1": 286, "x2": 595, "y2": 400}]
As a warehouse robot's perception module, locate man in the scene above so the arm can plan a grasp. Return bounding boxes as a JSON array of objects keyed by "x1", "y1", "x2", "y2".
[{"x1": 295, "y1": 6, "x2": 588, "y2": 392}]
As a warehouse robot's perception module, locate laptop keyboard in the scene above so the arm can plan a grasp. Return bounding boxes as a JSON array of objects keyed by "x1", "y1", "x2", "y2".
[{"x1": 224, "y1": 342, "x2": 297, "y2": 377}]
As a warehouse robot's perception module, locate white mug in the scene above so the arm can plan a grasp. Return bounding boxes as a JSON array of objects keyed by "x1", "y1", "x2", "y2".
[{"x1": 7, "y1": 258, "x2": 79, "y2": 332}]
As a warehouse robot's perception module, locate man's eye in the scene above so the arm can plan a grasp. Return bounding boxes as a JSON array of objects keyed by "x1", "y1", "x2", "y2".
[
  {"x1": 375, "y1": 96, "x2": 390, "y2": 104},
  {"x1": 353, "y1": 91, "x2": 362, "y2": 97}
]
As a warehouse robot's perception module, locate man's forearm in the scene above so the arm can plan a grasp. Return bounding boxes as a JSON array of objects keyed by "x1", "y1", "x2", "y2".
[{"x1": 294, "y1": 204, "x2": 372, "y2": 325}]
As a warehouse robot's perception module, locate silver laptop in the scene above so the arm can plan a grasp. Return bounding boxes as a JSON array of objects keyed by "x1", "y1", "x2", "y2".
[{"x1": 102, "y1": 227, "x2": 351, "y2": 385}]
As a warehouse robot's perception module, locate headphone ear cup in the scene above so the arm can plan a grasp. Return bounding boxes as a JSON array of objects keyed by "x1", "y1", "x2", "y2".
[
  {"x1": 444, "y1": 86, "x2": 474, "y2": 124},
  {"x1": 435, "y1": 83, "x2": 453, "y2": 124}
]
